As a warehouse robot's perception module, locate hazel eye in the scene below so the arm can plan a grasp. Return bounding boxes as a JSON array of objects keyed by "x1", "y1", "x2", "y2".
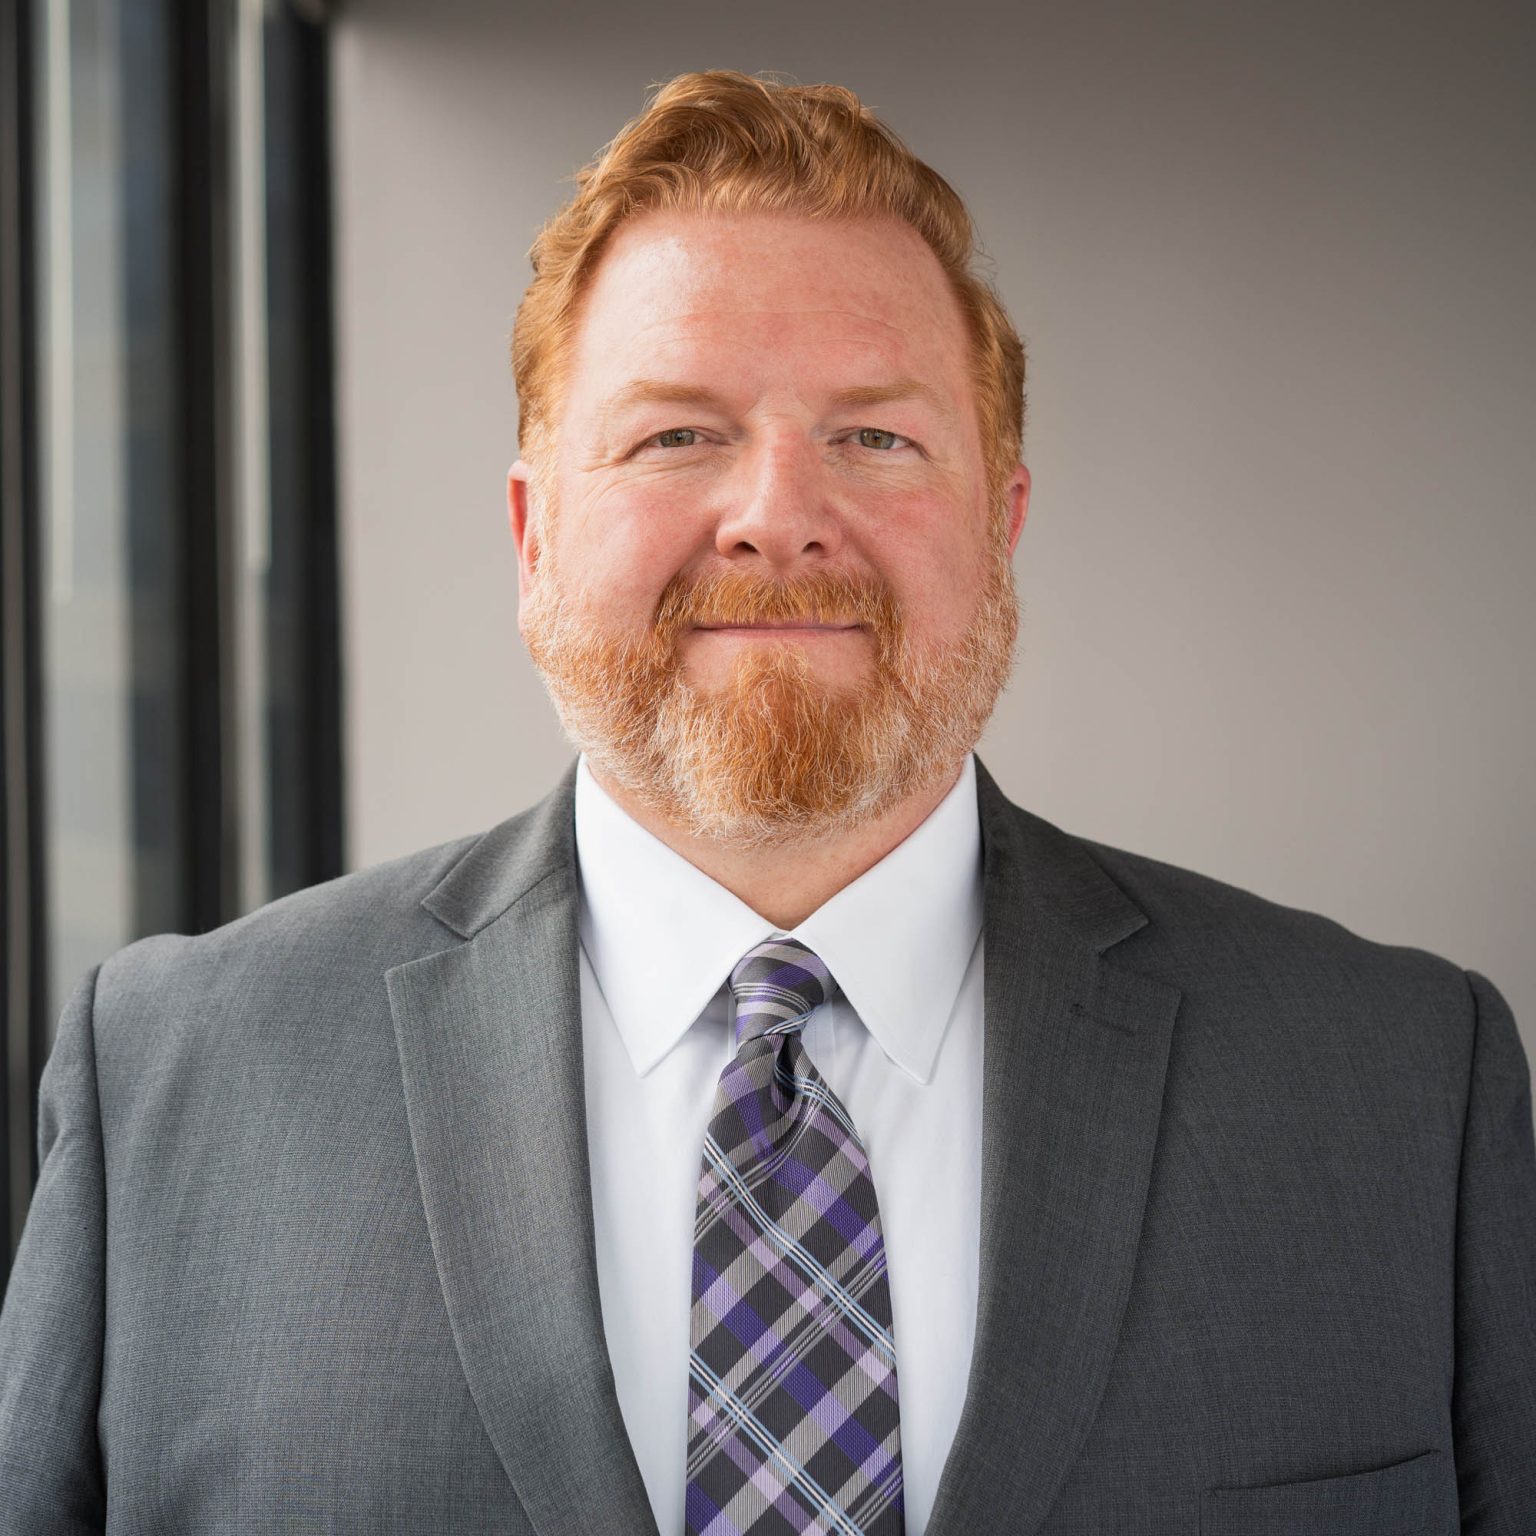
[
  {"x1": 651, "y1": 428, "x2": 700, "y2": 449},
  {"x1": 856, "y1": 428, "x2": 903, "y2": 450}
]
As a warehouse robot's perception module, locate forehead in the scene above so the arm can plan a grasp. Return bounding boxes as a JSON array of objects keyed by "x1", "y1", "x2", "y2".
[{"x1": 562, "y1": 210, "x2": 973, "y2": 409}]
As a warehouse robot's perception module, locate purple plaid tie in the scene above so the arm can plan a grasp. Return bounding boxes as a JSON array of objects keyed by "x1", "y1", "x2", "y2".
[{"x1": 685, "y1": 937, "x2": 904, "y2": 1536}]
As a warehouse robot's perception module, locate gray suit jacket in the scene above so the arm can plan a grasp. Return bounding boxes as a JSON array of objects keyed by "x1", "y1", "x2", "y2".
[{"x1": 2, "y1": 755, "x2": 1532, "y2": 1534}]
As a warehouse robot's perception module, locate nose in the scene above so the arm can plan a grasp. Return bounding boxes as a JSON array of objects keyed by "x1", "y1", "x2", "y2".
[{"x1": 712, "y1": 432, "x2": 844, "y2": 569}]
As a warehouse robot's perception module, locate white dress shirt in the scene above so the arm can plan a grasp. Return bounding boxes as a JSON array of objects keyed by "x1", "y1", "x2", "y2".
[{"x1": 574, "y1": 750, "x2": 985, "y2": 1536}]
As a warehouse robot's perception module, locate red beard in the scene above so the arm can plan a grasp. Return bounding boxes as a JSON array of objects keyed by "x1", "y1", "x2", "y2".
[{"x1": 522, "y1": 532, "x2": 1018, "y2": 849}]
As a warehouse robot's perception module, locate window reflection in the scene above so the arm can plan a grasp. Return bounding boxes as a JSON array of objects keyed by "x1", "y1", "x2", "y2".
[
  {"x1": 33, "y1": 0, "x2": 296, "y2": 1042},
  {"x1": 37, "y1": 0, "x2": 185, "y2": 1025}
]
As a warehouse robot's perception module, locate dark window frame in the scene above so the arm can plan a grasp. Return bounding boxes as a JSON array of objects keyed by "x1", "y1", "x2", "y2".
[
  {"x1": 1, "y1": 0, "x2": 49, "y2": 1263},
  {"x1": 0, "y1": 0, "x2": 342, "y2": 1276}
]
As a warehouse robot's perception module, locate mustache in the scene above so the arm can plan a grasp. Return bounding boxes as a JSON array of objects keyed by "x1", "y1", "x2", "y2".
[{"x1": 654, "y1": 565, "x2": 899, "y2": 636}]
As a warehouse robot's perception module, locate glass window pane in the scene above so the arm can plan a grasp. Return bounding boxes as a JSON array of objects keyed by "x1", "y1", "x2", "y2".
[{"x1": 36, "y1": 0, "x2": 185, "y2": 1035}]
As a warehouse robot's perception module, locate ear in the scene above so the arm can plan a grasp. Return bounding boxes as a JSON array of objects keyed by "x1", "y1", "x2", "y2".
[
  {"x1": 506, "y1": 460, "x2": 541, "y2": 634},
  {"x1": 1005, "y1": 463, "x2": 1031, "y2": 557}
]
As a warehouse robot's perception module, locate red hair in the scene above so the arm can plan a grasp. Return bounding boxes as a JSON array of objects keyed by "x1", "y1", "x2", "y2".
[{"x1": 511, "y1": 70, "x2": 1026, "y2": 512}]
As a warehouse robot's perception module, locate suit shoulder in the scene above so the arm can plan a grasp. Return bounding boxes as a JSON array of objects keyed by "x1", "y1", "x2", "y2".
[
  {"x1": 1072, "y1": 829, "x2": 1472, "y2": 1016},
  {"x1": 91, "y1": 827, "x2": 486, "y2": 1007}
]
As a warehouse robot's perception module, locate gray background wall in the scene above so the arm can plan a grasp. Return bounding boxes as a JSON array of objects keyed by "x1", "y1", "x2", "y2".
[{"x1": 330, "y1": 0, "x2": 1535, "y2": 1056}]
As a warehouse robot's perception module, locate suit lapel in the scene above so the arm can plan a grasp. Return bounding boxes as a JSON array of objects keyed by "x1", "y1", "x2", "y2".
[
  {"x1": 387, "y1": 752, "x2": 1180, "y2": 1536},
  {"x1": 924, "y1": 757, "x2": 1182, "y2": 1535},
  {"x1": 387, "y1": 757, "x2": 660, "y2": 1536}
]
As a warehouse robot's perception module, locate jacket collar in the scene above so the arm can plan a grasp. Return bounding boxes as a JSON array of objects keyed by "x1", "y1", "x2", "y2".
[{"x1": 572, "y1": 751, "x2": 984, "y2": 1085}]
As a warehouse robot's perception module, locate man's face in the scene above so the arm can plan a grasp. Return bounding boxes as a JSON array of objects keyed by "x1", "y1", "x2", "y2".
[{"x1": 508, "y1": 209, "x2": 1030, "y2": 848}]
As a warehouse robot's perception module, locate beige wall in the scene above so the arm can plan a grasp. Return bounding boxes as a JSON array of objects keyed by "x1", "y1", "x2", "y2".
[{"x1": 332, "y1": 0, "x2": 1536, "y2": 1054}]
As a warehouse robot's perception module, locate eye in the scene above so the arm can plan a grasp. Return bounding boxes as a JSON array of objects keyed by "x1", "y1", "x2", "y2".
[
  {"x1": 853, "y1": 427, "x2": 910, "y2": 451},
  {"x1": 645, "y1": 428, "x2": 701, "y2": 449}
]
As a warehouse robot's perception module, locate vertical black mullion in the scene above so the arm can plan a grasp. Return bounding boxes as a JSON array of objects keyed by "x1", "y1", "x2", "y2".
[
  {"x1": 1, "y1": 0, "x2": 47, "y2": 1268},
  {"x1": 173, "y1": 0, "x2": 237, "y2": 934},
  {"x1": 123, "y1": 0, "x2": 188, "y2": 941},
  {"x1": 297, "y1": 11, "x2": 344, "y2": 887},
  {"x1": 264, "y1": 5, "x2": 343, "y2": 894}
]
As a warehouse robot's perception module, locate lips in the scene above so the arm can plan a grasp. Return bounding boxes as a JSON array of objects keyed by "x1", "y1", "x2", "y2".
[{"x1": 694, "y1": 621, "x2": 860, "y2": 631}]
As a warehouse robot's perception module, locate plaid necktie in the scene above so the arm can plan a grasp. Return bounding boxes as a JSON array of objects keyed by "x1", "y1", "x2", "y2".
[{"x1": 685, "y1": 937, "x2": 905, "y2": 1536}]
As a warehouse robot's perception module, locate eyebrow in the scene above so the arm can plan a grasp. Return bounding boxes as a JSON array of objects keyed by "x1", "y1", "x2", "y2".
[
  {"x1": 596, "y1": 375, "x2": 958, "y2": 429},
  {"x1": 827, "y1": 378, "x2": 956, "y2": 421}
]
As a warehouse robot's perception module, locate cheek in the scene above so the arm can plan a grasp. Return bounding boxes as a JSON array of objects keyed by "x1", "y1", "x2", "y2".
[
  {"x1": 568, "y1": 483, "x2": 707, "y2": 607},
  {"x1": 863, "y1": 496, "x2": 979, "y2": 607}
]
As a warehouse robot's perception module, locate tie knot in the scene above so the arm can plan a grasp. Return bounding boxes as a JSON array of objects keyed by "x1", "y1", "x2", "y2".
[{"x1": 729, "y1": 938, "x2": 839, "y2": 1049}]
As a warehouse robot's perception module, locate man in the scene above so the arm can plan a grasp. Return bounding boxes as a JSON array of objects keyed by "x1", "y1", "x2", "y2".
[{"x1": 1, "y1": 68, "x2": 1532, "y2": 1536}]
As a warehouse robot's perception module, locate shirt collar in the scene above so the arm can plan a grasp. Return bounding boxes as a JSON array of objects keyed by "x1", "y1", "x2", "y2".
[{"x1": 574, "y1": 753, "x2": 983, "y2": 1085}]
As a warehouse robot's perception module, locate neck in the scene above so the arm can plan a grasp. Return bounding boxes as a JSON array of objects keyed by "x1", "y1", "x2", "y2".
[{"x1": 585, "y1": 758, "x2": 968, "y2": 931}]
